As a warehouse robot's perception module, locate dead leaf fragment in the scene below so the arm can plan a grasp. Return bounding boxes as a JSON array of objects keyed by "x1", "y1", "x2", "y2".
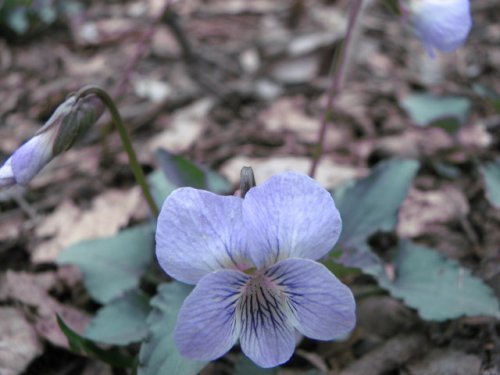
[
  {"x1": 0, "y1": 307, "x2": 43, "y2": 375},
  {"x1": 405, "y1": 349, "x2": 481, "y2": 375},
  {"x1": 397, "y1": 186, "x2": 470, "y2": 238},
  {"x1": 457, "y1": 124, "x2": 492, "y2": 150},
  {"x1": 260, "y1": 97, "x2": 329, "y2": 144},
  {"x1": 221, "y1": 155, "x2": 365, "y2": 189},
  {"x1": 32, "y1": 187, "x2": 144, "y2": 263},
  {"x1": 0, "y1": 271, "x2": 90, "y2": 349},
  {"x1": 148, "y1": 98, "x2": 214, "y2": 153}
]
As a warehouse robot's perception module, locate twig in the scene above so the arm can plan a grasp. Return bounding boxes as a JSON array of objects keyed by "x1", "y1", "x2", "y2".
[{"x1": 309, "y1": 0, "x2": 365, "y2": 178}]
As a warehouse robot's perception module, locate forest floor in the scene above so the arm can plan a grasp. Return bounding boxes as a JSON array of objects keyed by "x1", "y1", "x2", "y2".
[{"x1": 0, "y1": 0, "x2": 499, "y2": 374}]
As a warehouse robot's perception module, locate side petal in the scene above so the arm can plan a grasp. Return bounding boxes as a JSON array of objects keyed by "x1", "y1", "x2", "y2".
[
  {"x1": 238, "y1": 273, "x2": 296, "y2": 368},
  {"x1": 156, "y1": 188, "x2": 248, "y2": 284},
  {"x1": 268, "y1": 258, "x2": 356, "y2": 341},
  {"x1": 11, "y1": 132, "x2": 54, "y2": 186},
  {"x1": 243, "y1": 172, "x2": 341, "y2": 267},
  {"x1": 174, "y1": 270, "x2": 247, "y2": 361}
]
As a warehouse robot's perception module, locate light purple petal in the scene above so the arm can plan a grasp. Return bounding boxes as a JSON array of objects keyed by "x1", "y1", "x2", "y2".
[
  {"x1": 243, "y1": 172, "x2": 341, "y2": 268},
  {"x1": 268, "y1": 258, "x2": 356, "y2": 340},
  {"x1": 410, "y1": 0, "x2": 472, "y2": 55},
  {"x1": 11, "y1": 132, "x2": 54, "y2": 186},
  {"x1": 238, "y1": 272, "x2": 296, "y2": 368},
  {"x1": 175, "y1": 270, "x2": 247, "y2": 361},
  {"x1": 156, "y1": 188, "x2": 249, "y2": 284}
]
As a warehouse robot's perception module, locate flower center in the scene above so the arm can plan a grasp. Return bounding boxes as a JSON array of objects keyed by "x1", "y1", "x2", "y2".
[{"x1": 236, "y1": 272, "x2": 291, "y2": 335}]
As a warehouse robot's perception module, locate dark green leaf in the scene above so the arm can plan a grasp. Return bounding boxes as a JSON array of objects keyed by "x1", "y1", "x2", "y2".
[
  {"x1": 234, "y1": 356, "x2": 278, "y2": 375},
  {"x1": 155, "y1": 149, "x2": 231, "y2": 194},
  {"x1": 85, "y1": 290, "x2": 151, "y2": 345},
  {"x1": 400, "y1": 93, "x2": 471, "y2": 132},
  {"x1": 481, "y1": 158, "x2": 500, "y2": 209},
  {"x1": 155, "y1": 149, "x2": 205, "y2": 189},
  {"x1": 58, "y1": 224, "x2": 154, "y2": 304},
  {"x1": 334, "y1": 158, "x2": 419, "y2": 254},
  {"x1": 473, "y1": 84, "x2": 500, "y2": 113},
  {"x1": 374, "y1": 241, "x2": 500, "y2": 321},
  {"x1": 148, "y1": 169, "x2": 175, "y2": 207},
  {"x1": 138, "y1": 282, "x2": 207, "y2": 375},
  {"x1": 57, "y1": 315, "x2": 136, "y2": 368}
]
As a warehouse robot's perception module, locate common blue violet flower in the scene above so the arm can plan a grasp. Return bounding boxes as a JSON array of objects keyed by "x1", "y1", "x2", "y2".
[
  {"x1": 155, "y1": 172, "x2": 356, "y2": 368},
  {"x1": 0, "y1": 94, "x2": 103, "y2": 188},
  {"x1": 407, "y1": 0, "x2": 472, "y2": 56}
]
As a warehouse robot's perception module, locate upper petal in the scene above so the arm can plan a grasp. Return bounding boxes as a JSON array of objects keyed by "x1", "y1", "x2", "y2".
[
  {"x1": 267, "y1": 258, "x2": 356, "y2": 341},
  {"x1": 237, "y1": 272, "x2": 296, "y2": 368},
  {"x1": 174, "y1": 269, "x2": 247, "y2": 361},
  {"x1": 11, "y1": 132, "x2": 54, "y2": 186},
  {"x1": 156, "y1": 188, "x2": 248, "y2": 284},
  {"x1": 243, "y1": 172, "x2": 341, "y2": 267}
]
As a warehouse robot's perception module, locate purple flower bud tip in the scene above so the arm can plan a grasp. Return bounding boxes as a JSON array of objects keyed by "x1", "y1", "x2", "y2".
[
  {"x1": 155, "y1": 172, "x2": 356, "y2": 368},
  {"x1": 0, "y1": 158, "x2": 15, "y2": 188},
  {"x1": 408, "y1": 0, "x2": 472, "y2": 56},
  {"x1": 0, "y1": 93, "x2": 103, "y2": 188}
]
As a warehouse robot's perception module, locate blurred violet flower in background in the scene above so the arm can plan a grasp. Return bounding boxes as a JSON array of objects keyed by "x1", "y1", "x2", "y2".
[
  {"x1": 156, "y1": 172, "x2": 356, "y2": 368},
  {"x1": 0, "y1": 94, "x2": 103, "y2": 188},
  {"x1": 405, "y1": 0, "x2": 472, "y2": 56}
]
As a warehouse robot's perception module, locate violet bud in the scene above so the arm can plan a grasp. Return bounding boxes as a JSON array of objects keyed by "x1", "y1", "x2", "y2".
[{"x1": 0, "y1": 94, "x2": 103, "y2": 188}]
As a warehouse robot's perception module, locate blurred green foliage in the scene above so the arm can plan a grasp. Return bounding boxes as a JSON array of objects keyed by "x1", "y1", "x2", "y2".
[{"x1": 0, "y1": 0, "x2": 82, "y2": 34}]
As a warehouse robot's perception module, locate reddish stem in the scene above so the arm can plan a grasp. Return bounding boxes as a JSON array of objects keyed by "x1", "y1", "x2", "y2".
[
  {"x1": 112, "y1": 0, "x2": 174, "y2": 99},
  {"x1": 309, "y1": 0, "x2": 365, "y2": 178}
]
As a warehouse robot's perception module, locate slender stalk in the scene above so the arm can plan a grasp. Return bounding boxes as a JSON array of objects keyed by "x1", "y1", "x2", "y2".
[
  {"x1": 309, "y1": 0, "x2": 365, "y2": 178},
  {"x1": 74, "y1": 85, "x2": 160, "y2": 217}
]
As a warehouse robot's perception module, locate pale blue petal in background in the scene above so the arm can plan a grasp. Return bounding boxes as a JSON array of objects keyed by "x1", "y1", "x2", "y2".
[{"x1": 410, "y1": 0, "x2": 472, "y2": 55}]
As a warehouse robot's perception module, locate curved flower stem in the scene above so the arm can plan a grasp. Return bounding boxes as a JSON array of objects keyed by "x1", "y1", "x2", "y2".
[
  {"x1": 74, "y1": 85, "x2": 160, "y2": 217},
  {"x1": 309, "y1": 0, "x2": 365, "y2": 178}
]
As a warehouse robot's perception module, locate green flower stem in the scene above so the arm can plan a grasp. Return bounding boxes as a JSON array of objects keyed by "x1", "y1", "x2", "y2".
[
  {"x1": 309, "y1": 0, "x2": 365, "y2": 178},
  {"x1": 74, "y1": 85, "x2": 160, "y2": 217}
]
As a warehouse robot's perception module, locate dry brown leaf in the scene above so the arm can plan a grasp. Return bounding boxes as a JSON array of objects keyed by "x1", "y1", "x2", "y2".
[
  {"x1": 151, "y1": 26, "x2": 182, "y2": 58},
  {"x1": 270, "y1": 55, "x2": 319, "y2": 84},
  {"x1": 397, "y1": 186, "x2": 469, "y2": 238},
  {"x1": 0, "y1": 271, "x2": 90, "y2": 349},
  {"x1": 31, "y1": 145, "x2": 102, "y2": 189},
  {"x1": 32, "y1": 187, "x2": 144, "y2": 263},
  {"x1": 74, "y1": 19, "x2": 138, "y2": 46},
  {"x1": 81, "y1": 361, "x2": 113, "y2": 375},
  {"x1": 0, "y1": 210, "x2": 24, "y2": 242},
  {"x1": 260, "y1": 97, "x2": 343, "y2": 146},
  {"x1": 458, "y1": 124, "x2": 492, "y2": 150},
  {"x1": 0, "y1": 307, "x2": 43, "y2": 375},
  {"x1": 220, "y1": 155, "x2": 365, "y2": 189},
  {"x1": 375, "y1": 127, "x2": 454, "y2": 159},
  {"x1": 406, "y1": 349, "x2": 481, "y2": 375},
  {"x1": 148, "y1": 98, "x2": 214, "y2": 153}
]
